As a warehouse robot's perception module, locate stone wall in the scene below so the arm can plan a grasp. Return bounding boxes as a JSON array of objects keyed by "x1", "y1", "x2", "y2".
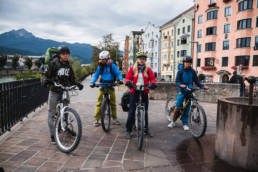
[{"x1": 118, "y1": 82, "x2": 240, "y2": 103}]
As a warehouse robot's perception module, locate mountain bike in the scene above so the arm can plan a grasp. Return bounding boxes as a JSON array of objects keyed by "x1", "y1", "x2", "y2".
[
  {"x1": 165, "y1": 87, "x2": 207, "y2": 138},
  {"x1": 53, "y1": 82, "x2": 82, "y2": 153},
  {"x1": 95, "y1": 83, "x2": 120, "y2": 132}
]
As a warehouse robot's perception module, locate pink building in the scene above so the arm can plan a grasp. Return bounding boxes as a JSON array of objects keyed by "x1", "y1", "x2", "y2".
[{"x1": 193, "y1": 0, "x2": 258, "y2": 82}]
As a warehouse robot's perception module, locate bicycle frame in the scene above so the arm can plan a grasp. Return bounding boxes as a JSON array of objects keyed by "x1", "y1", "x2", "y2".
[{"x1": 135, "y1": 85, "x2": 146, "y2": 128}]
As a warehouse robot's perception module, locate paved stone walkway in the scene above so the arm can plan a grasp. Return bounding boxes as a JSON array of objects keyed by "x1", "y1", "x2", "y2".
[{"x1": 0, "y1": 77, "x2": 249, "y2": 172}]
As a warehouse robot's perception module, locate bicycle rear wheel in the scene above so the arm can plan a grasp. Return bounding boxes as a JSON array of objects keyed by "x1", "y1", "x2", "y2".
[
  {"x1": 136, "y1": 108, "x2": 144, "y2": 151},
  {"x1": 165, "y1": 96, "x2": 176, "y2": 122},
  {"x1": 54, "y1": 108, "x2": 82, "y2": 153},
  {"x1": 100, "y1": 98, "x2": 111, "y2": 132},
  {"x1": 188, "y1": 103, "x2": 207, "y2": 138}
]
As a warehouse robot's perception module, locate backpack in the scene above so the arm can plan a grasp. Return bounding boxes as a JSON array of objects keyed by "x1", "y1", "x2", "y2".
[
  {"x1": 100, "y1": 61, "x2": 117, "y2": 82},
  {"x1": 44, "y1": 47, "x2": 58, "y2": 64},
  {"x1": 121, "y1": 91, "x2": 130, "y2": 112}
]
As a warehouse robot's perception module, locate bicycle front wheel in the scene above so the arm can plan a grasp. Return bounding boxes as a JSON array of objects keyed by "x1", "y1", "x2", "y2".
[
  {"x1": 54, "y1": 108, "x2": 82, "y2": 153},
  {"x1": 100, "y1": 98, "x2": 111, "y2": 132},
  {"x1": 165, "y1": 96, "x2": 176, "y2": 122},
  {"x1": 136, "y1": 108, "x2": 144, "y2": 151},
  {"x1": 188, "y1": 103, "x2": 207, "y2": 138}
]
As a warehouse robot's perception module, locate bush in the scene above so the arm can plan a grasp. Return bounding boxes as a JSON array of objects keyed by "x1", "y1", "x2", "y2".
[{"x1": 15, "y1": 70, "x2": 41, "y2": 80}]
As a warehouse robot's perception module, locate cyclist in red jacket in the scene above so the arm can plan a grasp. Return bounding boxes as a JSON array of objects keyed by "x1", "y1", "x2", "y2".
[{"x1": 124, "y1": 51, "x2": 157, "y2": 139}]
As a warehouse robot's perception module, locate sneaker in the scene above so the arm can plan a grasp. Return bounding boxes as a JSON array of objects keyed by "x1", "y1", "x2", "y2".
[
  {"x1": 112, "y1": 120, "x2": 121, "y2": 125},
  {"x1": 144, "y1": 130, "x2": 153, "y2": 137},
  {"x1": 168, "y1": 121, "x2": 176, "y2": 128},
  {"x1": 94, "y1": 120, "x2": 100, "y2": 127},
  {"x1": 125, "y1": 132, "x2": 131, "y2": 139},
  {"x1": 50, "y1": 136, "x2": 56, "y2": 145},
  {"x1": 183, "y1": 125, "x2": 189, "y2": 131}
]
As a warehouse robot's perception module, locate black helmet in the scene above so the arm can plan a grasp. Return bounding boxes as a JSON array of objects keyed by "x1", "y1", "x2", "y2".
[
  {"x1": 58, "y1": 46, "x2": 70, "y2": 55},
  {"x1": 182, "y1": 56, "x2": 192, "y2": 63}
]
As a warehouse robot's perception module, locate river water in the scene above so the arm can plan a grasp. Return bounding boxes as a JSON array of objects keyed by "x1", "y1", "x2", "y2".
[{"x1": 0, "y1": 76, "x2": 17, "y2": 83}]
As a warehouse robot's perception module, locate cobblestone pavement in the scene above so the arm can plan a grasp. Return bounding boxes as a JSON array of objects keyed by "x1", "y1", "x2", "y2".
[{"x1": 0, "y1": 77, "x2": 248, "y2": 172}]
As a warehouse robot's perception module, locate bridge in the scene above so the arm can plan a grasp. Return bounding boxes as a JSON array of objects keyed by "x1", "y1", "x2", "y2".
[{"x1": 0, "y1": 77, "x2": 246, "y2": 172}]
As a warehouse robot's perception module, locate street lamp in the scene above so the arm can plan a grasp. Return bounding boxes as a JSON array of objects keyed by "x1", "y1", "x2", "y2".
[{"x1": 192, "y1": 41, "x2": 199, "y2": 71}]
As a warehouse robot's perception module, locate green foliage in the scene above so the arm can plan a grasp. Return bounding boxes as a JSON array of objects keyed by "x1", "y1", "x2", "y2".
[
  {"x1": 24, "y1": 57, "x2": 33, "y2": 70},
  {"x1": 12, "y1": 55, "x2": 19, "y2": 69},
  {"x1": 15, "y1": 70, "x2": 41, "y2": 80},
  {"x1": 34, "y1": 59, "x2": 41, "y2": 68},
  {"x1": 0, "y1": 55, "x2": 7, "y2": 69}
]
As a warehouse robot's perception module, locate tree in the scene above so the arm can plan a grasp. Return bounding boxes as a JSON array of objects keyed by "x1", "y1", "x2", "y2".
[
  {"x1": 0, "y1": 55, "x2": 7, "y2": 70},
  {"x1": 34, "y1": 59, "x2": 41, "y2": 68},
  {"x1": 24, "y1": 57, "x2": 33, "y2": 70},
  {"x1": 12, "y1": 55, "x2": 19, "y2": 70}
]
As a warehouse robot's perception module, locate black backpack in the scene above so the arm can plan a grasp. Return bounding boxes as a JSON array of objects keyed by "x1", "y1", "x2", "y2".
[{"x1": 121, "y1": 91, "x2": 130, "y2": 112}]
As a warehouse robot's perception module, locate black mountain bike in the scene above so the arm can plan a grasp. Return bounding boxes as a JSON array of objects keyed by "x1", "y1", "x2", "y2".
[
  {"x1": 53, "y1": 82, "x2": 82, "y2": 153},
  {"x1": 95, "y1": 83, "x2": 119, "y2": 132},
  {"x1": 165, "y1": 87, "x2": 207, "y2": 138}
]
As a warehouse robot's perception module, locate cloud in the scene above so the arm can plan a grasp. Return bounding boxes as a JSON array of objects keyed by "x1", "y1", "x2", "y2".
[{"x1": 0, "y1": 0, "x2": 194, "y2": 50}]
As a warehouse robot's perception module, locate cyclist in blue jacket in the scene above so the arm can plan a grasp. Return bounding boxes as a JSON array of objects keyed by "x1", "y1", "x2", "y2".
[
  {"x1": 168, "y1": 56, "x2": 208, "y2": 130},
  {"x1": 90, "y1": 50, "x2": 123, "y2": 126}
]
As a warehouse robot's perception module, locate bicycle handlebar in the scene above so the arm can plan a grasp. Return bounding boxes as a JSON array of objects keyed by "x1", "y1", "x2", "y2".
[
  {"x1": 94, "y1": 82, "x2": 121, "y2": 88},
  {"x1": 54, "y1": 82, "x2": 78, "y2": 90}
]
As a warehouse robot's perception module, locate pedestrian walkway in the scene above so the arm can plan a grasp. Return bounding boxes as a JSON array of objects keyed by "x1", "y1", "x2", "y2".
[{"x1": 0, "y1": 78, "x2": 247, "y2": 172}]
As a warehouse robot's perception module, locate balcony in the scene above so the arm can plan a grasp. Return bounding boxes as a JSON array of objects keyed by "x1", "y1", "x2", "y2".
[
  {"x1": 231, "y1": 66, "x2": 249, "y2": 70},
  {"x1": 201, "y1": 66, "x2": 216, "y2": 70}
]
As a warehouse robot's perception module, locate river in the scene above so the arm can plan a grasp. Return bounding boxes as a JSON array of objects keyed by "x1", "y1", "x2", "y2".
[{"x1": 0, "y1": 76, "x2": 17, "y2": 83}]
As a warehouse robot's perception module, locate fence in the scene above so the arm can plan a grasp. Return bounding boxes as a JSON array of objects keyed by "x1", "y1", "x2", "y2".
[{"x1": 0, "y1": 79, "x2": 48, "y2": 135}]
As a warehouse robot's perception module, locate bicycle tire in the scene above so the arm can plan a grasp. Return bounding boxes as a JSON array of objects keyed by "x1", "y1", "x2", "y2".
[
  {"x1": 100, "y1": 97, "x2": 111, "y2": 132},
  {"x1": 137, "y1": 108, "x2": 144, "y2": 151},
  {"x1": 165, "y1": 96, "x2": 176, "y2": 122},
  {"x1": 54, "y1": 108, "x2": 82, "y2": 153},
  {"x1": 188, "y1": 103, "x2": 207, "y2": 138}
]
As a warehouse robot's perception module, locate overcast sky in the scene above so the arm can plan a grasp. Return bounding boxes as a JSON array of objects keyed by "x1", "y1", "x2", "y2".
[{"x1": 0, "y1": 0, "x2": 194, "y2": 50}]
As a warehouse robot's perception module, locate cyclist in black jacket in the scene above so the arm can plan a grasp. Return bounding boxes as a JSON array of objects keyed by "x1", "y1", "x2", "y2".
[{"x1": 43, "y1": 46, "x2": 83, "y2": 144}]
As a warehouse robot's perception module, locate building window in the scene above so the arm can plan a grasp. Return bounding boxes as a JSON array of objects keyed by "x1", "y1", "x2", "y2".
[
  {"x1": 187, "y1": 25, "x2": 191, "y2": 32},
  {"x1": 178, "y1": 28, "x2": 180, "y2": 35},
  {"x1": 237, "y1": 18, "x2": 252, "y2": 29},
  {"x1": 235, "y1": 55, "x2": 250, "y2": 66},
  {"x1": 155, "y1": 52, "x2": 157, "y2": 58},
  {"x1": 171, "y1": 30, "x2": 174, "y2": 36},
  {"x1": 181, "y1": 50, "x2": 187, "y2": 57},
  {"x1": 224, "y1": 23, "x2": 231, "y2": 33},
  {"x1": 239, "y1": 0, "x2": 253, "y2": 11},
  {"x1": 236, "y1": 37, "x2": 251, "y2": 48},
  {"x1": 177, "y1": 39, "x2": 180, "y2": 46},
  {"x1": 197, "y1": 29, "x2": 202, "y2": 38},
  {"x1": 256, "y1": 17, "x2": 258, "y2": 27},
  {"x1": 206, "y1": 26, "x2": 216, "y2": 35},
  {"x1": 177, "y1": 51, "x2": 180, "y2": 58},
  {"x1": 164, "y1": 54, "x2": 167, "y2": 61},
  {"x1": 210, "y1": 0, "x2": 216, "y2": 3},
  {"x1": 181, "y1": 37, "x2": 187, "y2": 44},
  {"x1": 205, "y1": 42, "x2": 216, "y2": 51},
  {"x1": 171, "y1": 41, "x2": 173, "y2": 47},
  {"x1": 224, "y1": 6, "x2": 232, "y2": 17},
  {"x1": 207, "y1": 10, "x2": 217, "y2": 20},
  {"x1": 197, "y1": 44, "x2": 202, "y2": 52},
  {"x1": 205, "y1": 58, "x2": 215, "y2": 67},
  {"x1": 223, "y1": 40, "x2": 230, "y2": 50},
  {"x1": 253, "y1": 55, "x2": 258, "y2": 66},
  {"x1": 155, "y1": 40, "x2": 157, "y2": 46},
  {"x1": 222, "y1": 57, "x2": 228, "y2": 67},
  {"x1": 255, "y1": 36, "x2": 258, "y2": 47},
  {"x1": 183, "y1": 19, "x2": 185, "y2": 23},
  {"x1": 182, "y1": 27, "x2": 185, "y2": 34},
  {"x1": 197, "y1": 59, "x2": 201, "y2": 67},
  {"x1": 198, "y1": 15, "x2": 203, "y2": 24}
]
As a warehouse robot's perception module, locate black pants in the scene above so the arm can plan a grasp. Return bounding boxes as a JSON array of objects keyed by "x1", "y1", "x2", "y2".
[{"x1": 126, "y1": 92, "x2": 149, "y2": 132}]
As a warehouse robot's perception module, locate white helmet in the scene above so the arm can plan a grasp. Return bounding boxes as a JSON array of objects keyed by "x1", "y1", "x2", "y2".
[{"x1": 99, "y1": 50, "x2": 110, "y2": 60}]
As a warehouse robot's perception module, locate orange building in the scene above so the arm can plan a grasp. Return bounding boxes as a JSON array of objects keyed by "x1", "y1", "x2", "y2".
[
  {"x1": 123, "y1": 36, "x2": 129, "y2": 74},
  {"x1": 193, "y1": 0, "x2": 258, "y2": 82}
]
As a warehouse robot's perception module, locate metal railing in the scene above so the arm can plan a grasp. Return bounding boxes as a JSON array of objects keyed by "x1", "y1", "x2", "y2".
[{"x1": 0, "y1": 78, "x2": 48, "y2": 135}]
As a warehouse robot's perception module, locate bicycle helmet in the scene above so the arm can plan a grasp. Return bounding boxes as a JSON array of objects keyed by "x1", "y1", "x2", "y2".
[
  {"x1": 99, "y1": 50, "x2": 110, "y2": 60},
  {"x1": 136, "y1": 51, "x2": 148, "y2": 58},
  {"x1": 58, "y1": 46, "x2": 70, "y2": 55},
  {"x1": 182, "y1": 56, "x2": 192, "y2": 63}
]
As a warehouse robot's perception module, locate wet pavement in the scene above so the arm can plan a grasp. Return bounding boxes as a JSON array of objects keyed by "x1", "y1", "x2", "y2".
[{"x1": 0, "y1": 77, "x2": 250, "y2": 172}]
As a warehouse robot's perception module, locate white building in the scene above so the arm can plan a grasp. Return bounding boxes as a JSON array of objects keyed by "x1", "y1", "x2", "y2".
[{"x1": 142, "y1": 22, "x2": 161, "y2": 77}]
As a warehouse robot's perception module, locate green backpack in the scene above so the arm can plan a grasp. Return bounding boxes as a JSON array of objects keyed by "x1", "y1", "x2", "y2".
[{"x1": 44, "y1": 47, "x2": 58, "y2": 64}]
